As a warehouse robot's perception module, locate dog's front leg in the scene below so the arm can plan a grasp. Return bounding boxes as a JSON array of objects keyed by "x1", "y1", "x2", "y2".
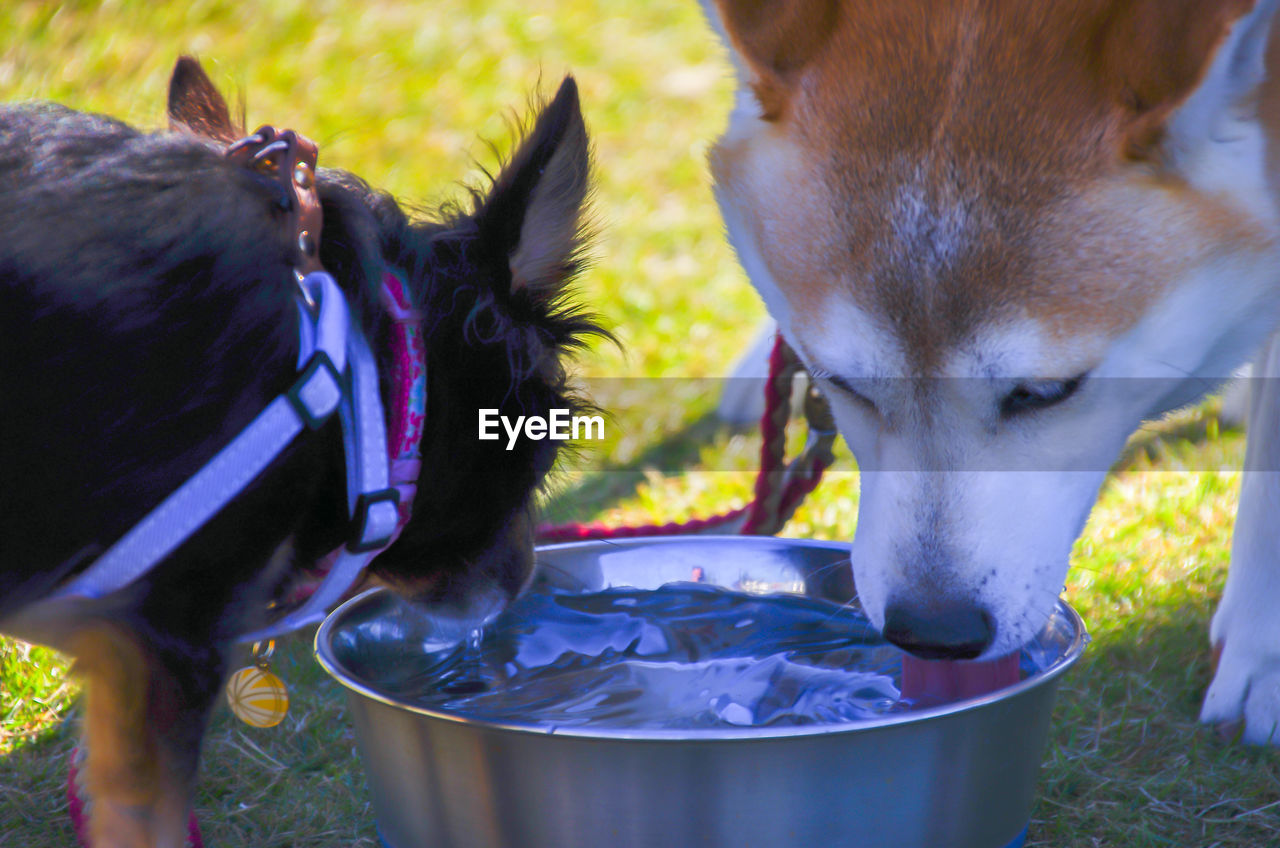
[
  {"x1": 70, "y1": 621, "x2": 216, "y2": 848},
  {"x1": 1202, "y1": 334, "x2": 1280, "y2": 744}
]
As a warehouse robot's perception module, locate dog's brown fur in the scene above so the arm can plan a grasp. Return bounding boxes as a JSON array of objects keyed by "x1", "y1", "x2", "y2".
[{"x1": 705, "y1": 0, "x2": 1280, "y2": 741}]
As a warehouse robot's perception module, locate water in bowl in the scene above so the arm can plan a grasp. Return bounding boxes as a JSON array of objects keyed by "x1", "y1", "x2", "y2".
[{"x1": 368, "y1": 582, "x2": 1040, "y2": 730}]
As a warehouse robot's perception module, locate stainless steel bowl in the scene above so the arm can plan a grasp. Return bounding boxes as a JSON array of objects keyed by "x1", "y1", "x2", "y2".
[{"x1": 316, "y1": 536, "x2": 1087, "y2": 848}]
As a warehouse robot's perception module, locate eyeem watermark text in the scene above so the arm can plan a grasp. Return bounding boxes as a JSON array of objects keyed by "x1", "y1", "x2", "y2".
[{"x1": 478, "y1": 408, "x2": 605, "y2": 450}]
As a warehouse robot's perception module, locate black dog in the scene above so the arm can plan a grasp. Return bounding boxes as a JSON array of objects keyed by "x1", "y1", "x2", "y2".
[{"x1": 0, "y1": 59, "x2": 598, "y2": 846}]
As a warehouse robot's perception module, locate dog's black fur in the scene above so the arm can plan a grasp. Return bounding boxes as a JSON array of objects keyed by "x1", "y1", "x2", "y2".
[{"x1": 0, "y1": 63, "x2": 597, "y2": 844}]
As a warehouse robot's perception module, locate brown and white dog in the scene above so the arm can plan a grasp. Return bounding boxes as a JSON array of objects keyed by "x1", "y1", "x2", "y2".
[{"x1": 703, "y1": 0, "x2": 1280, "y2": 744}]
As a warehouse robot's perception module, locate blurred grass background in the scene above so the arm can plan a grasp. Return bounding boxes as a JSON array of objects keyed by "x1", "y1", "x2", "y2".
[{"x1": 2, "y1": 1, "x2": 1278, "y2": 845}]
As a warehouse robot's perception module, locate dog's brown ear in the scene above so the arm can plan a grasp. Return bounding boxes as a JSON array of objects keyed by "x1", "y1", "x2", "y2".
[
  {"x1": 709, "y1": 0, "x2": 838, "y2": 120},
  {"x1": 168, "y1": 56, "x2": 240, "y2": 143},
  {"x1": 1093, "y1": 0, "x2": 1259, "y2": 156}
]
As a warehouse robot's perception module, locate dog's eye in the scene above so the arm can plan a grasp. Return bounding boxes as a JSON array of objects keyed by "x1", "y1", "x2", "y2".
[
  {"x1": 818, "y1": 372, "x2": 877, "y2": 412},
  {"x1": 1000, "y1": 375, "x2": 1085, "y2": 418}
]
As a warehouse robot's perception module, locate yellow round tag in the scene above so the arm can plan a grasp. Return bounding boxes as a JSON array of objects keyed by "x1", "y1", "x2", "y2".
[{"x1": 226, "y1": 665, "x2": 290, "y2": 728}]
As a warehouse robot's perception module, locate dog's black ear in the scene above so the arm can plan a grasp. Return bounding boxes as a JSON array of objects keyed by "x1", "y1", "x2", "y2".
[
  {"x1": 475, "y1": 76, "x2": 590, "y2": 298},
  {"x1": 168, "y1": 56, "x2": 240, "y2": 143}
]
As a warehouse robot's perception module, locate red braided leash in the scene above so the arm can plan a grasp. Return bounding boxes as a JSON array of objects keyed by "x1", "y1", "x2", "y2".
[{"x1": 537, "y1": 334, "x2": 837, "y2": 542}]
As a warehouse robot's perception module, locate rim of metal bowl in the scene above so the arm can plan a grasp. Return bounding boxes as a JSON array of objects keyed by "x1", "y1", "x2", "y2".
[{"x1": 315, "y1": 536, "x2": 1088, "y2": 742}]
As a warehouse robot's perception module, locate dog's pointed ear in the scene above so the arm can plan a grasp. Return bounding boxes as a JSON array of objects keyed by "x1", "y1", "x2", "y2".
[
  {"x1": 476, "y1": 76, "x2": 591, "y2": 298},
  {"x1": 1096, "y1": 0, "x2": 1274, "y2": 158},
  {"x1": 168, "y1": 56, "x2": 240, "y2": 143},
  {"x1": 703, "y1": 0, "x2": 838, "y2": 120}
]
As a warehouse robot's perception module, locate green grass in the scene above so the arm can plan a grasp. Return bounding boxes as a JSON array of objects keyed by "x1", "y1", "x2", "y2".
[{"x1": 3, "y1": 2, "x2": 1279, "y2": 845}]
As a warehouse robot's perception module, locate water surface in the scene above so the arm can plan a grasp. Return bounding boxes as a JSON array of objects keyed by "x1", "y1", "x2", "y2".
[{"x1": 373, "y1": 583, "x2": 933, "y2": 729}]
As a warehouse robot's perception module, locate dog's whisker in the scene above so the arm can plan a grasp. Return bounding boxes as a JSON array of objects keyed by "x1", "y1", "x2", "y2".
[
  {"x1": 806, "y1": 556, "x2": 853, "y2": 579},
  {"x1": 817, "y1": 592, "x2": 867, "y2": 624}
]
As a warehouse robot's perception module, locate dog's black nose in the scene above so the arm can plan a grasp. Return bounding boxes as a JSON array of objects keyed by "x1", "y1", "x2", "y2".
[{"x1": 882, "y1": 601, "x2": 995, "y2": 660}]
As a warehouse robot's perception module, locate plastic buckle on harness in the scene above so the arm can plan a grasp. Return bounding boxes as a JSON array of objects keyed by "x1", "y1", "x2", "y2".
[
  {"x1": 287, "y1": 352, "x2": 342, "y2": 430},
  {"x1": 349, "y1": 488, "x2": 400, "y2": 553}
]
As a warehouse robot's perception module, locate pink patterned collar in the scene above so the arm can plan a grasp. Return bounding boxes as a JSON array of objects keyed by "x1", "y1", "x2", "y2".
[{"x1": 379, "y1": 271, "x2": 427, "y2": 535}]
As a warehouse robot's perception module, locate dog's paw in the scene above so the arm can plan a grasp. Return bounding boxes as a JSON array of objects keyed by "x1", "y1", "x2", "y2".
[{"x1": 1200, "y1": 641, "x2": 1280, "y2": 745}]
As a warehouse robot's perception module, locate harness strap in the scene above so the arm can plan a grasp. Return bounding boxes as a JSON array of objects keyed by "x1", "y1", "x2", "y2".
[
  {"x1": 339, "y1": 327, "x2": 400, "y2": 550},
  {"x1": 53, "y1": 125, "x2": 423, "y2": 640},
  {"x1": 54, "y1": 272, "x2": 349, "y2": 602},
  {"x1": 274, "y1": 271, "x2": 427, "y2": 617},
  {"x1": 241, "y1": 277, "x2": 402, "y2": 642}
]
